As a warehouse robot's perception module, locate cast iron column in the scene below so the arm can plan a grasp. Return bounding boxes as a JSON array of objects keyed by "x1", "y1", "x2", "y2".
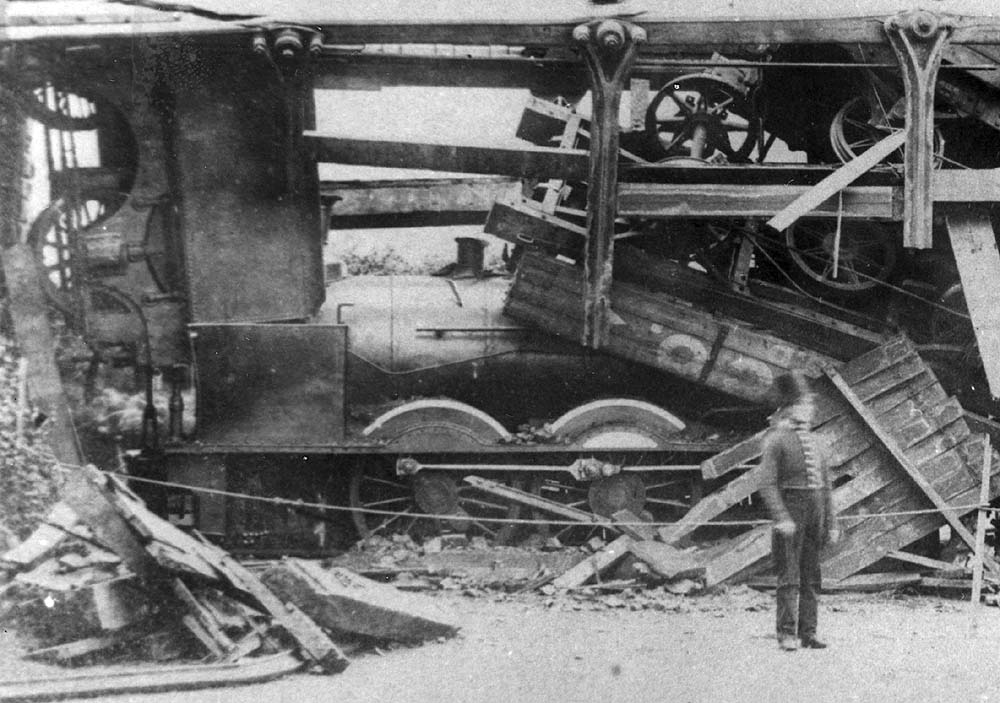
[
  {"x1": 573, "y1": 20, "x2": 644, "y2": 348},
  {"x1": 885, "y1": 10, "x2": 953, "y2": 250}
]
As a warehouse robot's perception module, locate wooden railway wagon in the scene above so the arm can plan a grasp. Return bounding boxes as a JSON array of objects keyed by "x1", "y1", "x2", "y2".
[{"x1": 4, "y1": 1, "x2": 1000, "y2": 573}]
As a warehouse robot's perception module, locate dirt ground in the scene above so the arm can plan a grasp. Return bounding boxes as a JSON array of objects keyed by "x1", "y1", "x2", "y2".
[{"x1": 5, "y1": 588, "x2": 1000, "y2": 703}]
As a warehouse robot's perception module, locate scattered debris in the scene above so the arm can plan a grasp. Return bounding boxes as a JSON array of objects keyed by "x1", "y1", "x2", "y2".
[{"x1": 0, "y1": 468, "x2": 461, "y2": 701}]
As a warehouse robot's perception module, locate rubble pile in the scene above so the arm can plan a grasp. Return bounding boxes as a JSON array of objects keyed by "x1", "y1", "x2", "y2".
[
  {"x1": 0, "y1": 468, "x2": 459, "y2": 701},
  {"x1": 0, "y1": 339, "x2": 59, "y2": 546}
]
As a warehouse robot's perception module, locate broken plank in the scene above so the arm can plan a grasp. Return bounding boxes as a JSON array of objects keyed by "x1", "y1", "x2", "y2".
[
  {"x1": 700, "y1": 431, "x2": 766, "y2": 480},
  {"x1": 464, "y1": 476, "x2": 615, "y2": 528},
  {"x1": 306, "y1": 131, "x2": 589, "y2": 180},
  {"x1": 611, "y1": 510, "x2": 657, "y2": 541},
  {"x1": 260, "y1": 559, "x2": 459, "y2": 643},
  {"x1": 658, "y1": 465, "x2": 765, "y2": 545},
  {"x1": 484, "y1": 197, "x2": 586, "y2": 252},
  {"x1": 186, "y1": 535, "x2": 348, "y2": 673},
  {"x1": 147, "y1": 541, "x2": 219, "y2": 580},
  {"x1": 628, "y1": 541, "x2": 705, "y2": 581},
  {"x1": 766, "y1": 130, "x2": 906, "y2": 232},
  {"x1": 0, "y1": 651, "x2": 303, "y2": 702},
  {"x1": 700, "y1": 524, "x2": 772, "y2": 588},
  {"x1": 25, "y1": 621, "x2": 157, "y2": 663},
  {"x1": 825, "y1": 366, "x2": 993, "y2": 573},
  {"x1": 171, "y1": 579, "x2": 236, "y2": 660},
  {"x1": 826, "y1": 572, "x2": 923, "y2": 592},
  {"x1": 552, "y1": 536, "x2": 633, "y2": 589},
  {"x1": 886, "y1": 550, "x2": 968, "y2": 574}
]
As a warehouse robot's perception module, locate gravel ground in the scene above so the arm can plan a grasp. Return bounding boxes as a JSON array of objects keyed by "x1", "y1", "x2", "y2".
[{"x1": 5, "y1": 588, "x2": 999, "y2": 703}]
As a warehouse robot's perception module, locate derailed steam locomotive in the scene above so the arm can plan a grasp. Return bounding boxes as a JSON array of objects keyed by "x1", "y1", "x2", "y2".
[{"x1": 4, "y1": 0, "x2": 1000, "y2": 553}]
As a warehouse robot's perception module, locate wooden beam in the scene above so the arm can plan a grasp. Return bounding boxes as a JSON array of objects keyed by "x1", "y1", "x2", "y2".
[
  {"x1": 945, "y1": 207, "x2": 1000, "y2": 398},
  {"x1": 658, "y1": 465, "x2": 765, "y2": 545},
  {"x1": 886, "y1": 550, "x2": 967, "y2": 573},
  {"x1": 306, "y1": 132, "x2": 589, "y2": 180},
  {"x1": 552, "y1": 536, "x2": 633, "y2": 589},
  {"x1": 971, "y1": 436, "x2": 992, "y2": 605},
  {"x1": 464, "y1": 475, "x2": 616, "y2": 528},
  {"x1": 0, "y1": 651, "x2": 303, "y2": 702},
  {"x1": 321, "y1": 176, "x2": 520, "y2": 216},
  {"x1": 765, "y1": 130, "x2": 907, "y2": 232},
  {"x1": 825, "y1": 366, "x2": 998, "y2": 576},
  {"x1": 619, "y1": 183, "x2": 899, "y2": 220}
]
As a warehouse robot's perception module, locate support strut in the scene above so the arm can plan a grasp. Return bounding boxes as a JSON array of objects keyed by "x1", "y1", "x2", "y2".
[
  {"x1": 884, "y1": 10, "x2": 953, "y2": 250},
  {"x1": 573, "y1": 19, "x2": 645, "y2": 348}
]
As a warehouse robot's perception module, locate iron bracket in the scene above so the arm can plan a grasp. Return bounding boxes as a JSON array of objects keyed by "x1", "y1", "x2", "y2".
[
  {"x1": 573, "y1": 19, "x2": 645, "y2": 349},
  {"x1": 884, "y1": 10, "x2": 953, "y2": 250}
]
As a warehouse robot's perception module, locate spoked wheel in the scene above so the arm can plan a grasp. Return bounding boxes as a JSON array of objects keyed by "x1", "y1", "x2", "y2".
[
  {"x1": 784, "y1": 219, "x2": 898, "y2": 299},
  {"x1": 829, "y1": 95, "x2": 944, "y2": 166},
  {"x1": 645, "y1": 74, "x2": 757, "y2": 163},
  {"x1": 348, "y1": 462, "x2": 522, "y2": 544},
  {"x1": 930, "y1": 283, "x2": 977, "y2": 358},
  {"x1": 26, "y1": 198, "x2": 117, "y2": 324}
]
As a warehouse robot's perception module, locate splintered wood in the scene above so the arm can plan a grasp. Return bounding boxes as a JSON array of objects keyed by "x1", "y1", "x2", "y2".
[
  {"x1": 0, "y1": 464, "x2": 462, "y2": 693},
  {"x1": 684, "y1": 337, "x2": 1000, "y2": 586}
]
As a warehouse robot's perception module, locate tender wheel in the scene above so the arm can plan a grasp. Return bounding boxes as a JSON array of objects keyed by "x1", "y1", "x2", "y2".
[
  {"x1": 348, "y1": 463, "x2": 522, "y2": 544},
  {"x1": 783, "y1": 219, "x2": 898, "y2": 299},
  {"x1": 829, "y1": 95, "x2": 944, "y2": 166},
  {"x1": 645, "y1": 74, "x2": 757, "y2": 163},
  {"x1": 930, "y1": 283, "x2": 977, "y2": 357}
]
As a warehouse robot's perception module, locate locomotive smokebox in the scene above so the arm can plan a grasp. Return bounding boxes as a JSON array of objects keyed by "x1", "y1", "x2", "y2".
[{"x1": 454, "y1": 237, "x2": 486, "y2": 278}]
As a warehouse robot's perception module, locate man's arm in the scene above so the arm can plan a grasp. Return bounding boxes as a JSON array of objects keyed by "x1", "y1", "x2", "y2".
[{"x1": 758, "y1": 429, "x2": 793, "y2": 528}]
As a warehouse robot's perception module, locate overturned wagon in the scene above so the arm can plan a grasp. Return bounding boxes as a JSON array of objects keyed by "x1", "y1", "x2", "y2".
[{"x1": 4, "y1": 1, "x2": 1000, "y2": 571}]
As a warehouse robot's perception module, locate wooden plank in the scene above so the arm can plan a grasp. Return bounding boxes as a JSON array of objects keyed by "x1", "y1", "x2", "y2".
[
  {"x1": 934, "y1": 169, "x2": 1000, "y2": 202},
  {"x1": 886, "y1": 550, "x2": 967, "y2": 573},
  {"x1": 766, "y1": 130, "x2": 907, "y2": 232},
  {"x1": 700, "y1": 431, "x2": 766, "y2": 480},
  {"x1": 945, "y1": 207, "x2": 1000, "y2": 397},
  {"x1": 322, "y1": 176, "x2": 519, "y2": 220},
  {"x1": 0, "y1": 650, "x2": 304, "y2": 702},
  {"x1": 628, "y1": 541, "x2": 705, "y2": 581},
  {"x1": 306, "y1": 132, "x2": 589, "y2": 180},
  {"x1": 259, "y1": 560, "x2": 459, "y2": 643},
  {"x1": 171, "y1": 579, "x2": 236, "y2": 661},
  {"x1": 186, "y1": 536, "x2": 349, "y2": 673},
  {"x1": 552, "y1": 536, "x2": 633, "y2": 589},
  {"x1": 619, "y1": 183, "x2": 897, "y2": 220},
  {"x1": 484, "y1": 198, "x2": 586, "y2": 251},
  {"x1": 700, "y1": 524, "x2": 772, "y2": 587},
  {"x1": 25, "y1": 622, "x2": 157, "y2": 663},
  {"x1": 971, "y1": 436, "x2": 992, "y2": 604},
  {"x1": 658, "y1": 465, "x2": 765, "y2": 545},
  {"x1": 826, "y1": 366, "x2": 984, "y2": 564},
  {"x1": 611, "y1": 510, "x2": 657, "y2": 541},
  {"x1": 822, "y1": 436, "x2": 1000, "y2": 580},
  {"x1": 464, "y1": 476, "x2": 615, "y2": 528},
  {"x1": 615, "y1": 246, "x2": 883, "y2": 360}
]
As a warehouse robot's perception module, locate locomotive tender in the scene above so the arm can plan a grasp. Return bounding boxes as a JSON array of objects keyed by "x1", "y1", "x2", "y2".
[{"x1": 5, "y1": 0, "x2": 1000, "y2": 552}]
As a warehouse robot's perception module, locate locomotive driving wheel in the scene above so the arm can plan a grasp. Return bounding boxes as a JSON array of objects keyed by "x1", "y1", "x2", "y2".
[
  {"x1": 645, "y1": 74, "x2": 757, "y2": 163},
  {"x1": 348, "y1": 462, "x2": 522, "y2": 544}
]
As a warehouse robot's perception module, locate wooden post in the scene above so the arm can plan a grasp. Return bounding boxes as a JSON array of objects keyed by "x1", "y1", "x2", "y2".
[{"x1": 970, "y1": 436, "x2": 992, "y2": 606}]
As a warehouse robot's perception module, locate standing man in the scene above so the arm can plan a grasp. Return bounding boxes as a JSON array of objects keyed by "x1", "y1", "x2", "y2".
[{"x1": 759, "y1": 371, "x2": 838, "y2": 651}]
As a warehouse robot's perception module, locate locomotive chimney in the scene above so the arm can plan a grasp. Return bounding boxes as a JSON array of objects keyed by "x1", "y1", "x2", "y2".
[{"x1": 453, "y1": 237, "x2": 487, "y2": 278}]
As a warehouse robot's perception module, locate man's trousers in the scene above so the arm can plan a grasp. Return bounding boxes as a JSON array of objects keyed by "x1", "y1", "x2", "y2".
[{"x1": 771, "y1": 488, "x2": 827, "y2": 639}]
